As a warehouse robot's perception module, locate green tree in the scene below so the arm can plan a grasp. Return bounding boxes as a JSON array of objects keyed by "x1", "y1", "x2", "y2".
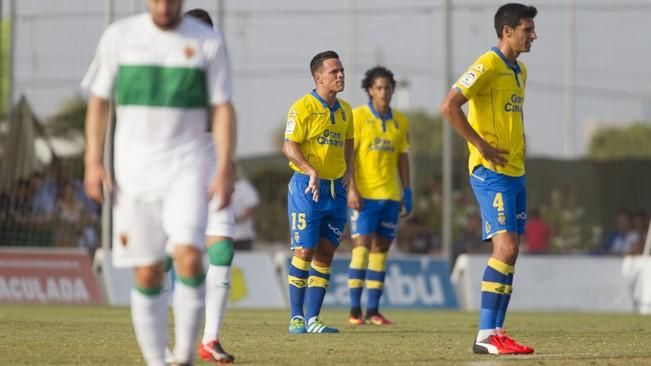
[
  {"x1": 589, "y1": 122, "x2": 651, "y2": 160},
  {"x1": 44, "y1": 95, "x2": 87, "y2": 139},
  {"x1": 403, "y1": 110, "x2": 467, "y2": 158}
]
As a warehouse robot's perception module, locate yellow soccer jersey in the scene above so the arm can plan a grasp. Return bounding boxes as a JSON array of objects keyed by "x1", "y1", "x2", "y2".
[
  {"x1": 353, "y1": 103, "x2": 409, "y2": 201},
  {"x1": 454, "y1": 47, "x2": 527, "y2": 177},
  {"x1": 284, "y1": 90, "x2": 354, "y2": 180}
]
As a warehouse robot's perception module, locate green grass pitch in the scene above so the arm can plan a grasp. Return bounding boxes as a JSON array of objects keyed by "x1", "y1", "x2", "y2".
[{"x1": 1, "y1": 304, "x2": 651, "y2": 365}]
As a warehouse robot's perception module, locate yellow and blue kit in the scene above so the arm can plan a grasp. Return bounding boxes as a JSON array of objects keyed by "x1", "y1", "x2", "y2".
[
  {"x1": 349, "y1": 103, "x2": 409, "y2": 240},
  {"x1": 454, "y1": 47, "x2": 528, "y2": 239},
  {"x1": 284, "y1": 90, "x2": 353, "y2": 249}
]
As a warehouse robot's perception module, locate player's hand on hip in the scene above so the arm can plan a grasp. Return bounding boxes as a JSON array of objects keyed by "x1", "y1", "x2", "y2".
[
  {"x1": 305, "y1": 171, "x2": 319, "y2": 202},
  {"x1": 209, "y1": 164, "x2": 235, "y2": 210},
  {"x1": 347, "y1": 185, "x2": 362, "y2": 210},
  {"x1": 477, "y1": 141, "x2": 509, "y2": 170},
  {"x1": 84, "y1": 161, "x2": 112, "y2": 204}
]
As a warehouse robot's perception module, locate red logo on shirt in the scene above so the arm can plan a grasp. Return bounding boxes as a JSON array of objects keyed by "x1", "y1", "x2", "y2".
[{"x1": 184, "y1": 46, "x2": 196, "y2": 59}]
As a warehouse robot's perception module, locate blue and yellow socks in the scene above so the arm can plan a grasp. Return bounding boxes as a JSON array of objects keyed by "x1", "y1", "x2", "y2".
[
  {"x1": 305, "y1": 262, "x2": 330, "y2": 325},
  {"x1": 348, "y1": 246, "x2": 369, "y2": 314},
  {"x1": 366, "y1": 251, "x2": 388, "y2": 315},
  {"x1": 477, "y1": 257, "x2": 514, "y2": 341},
  {"x1": 496, "y1": 265, "x2": 514, "y2": 331},
  {"x1": 288, "y1": 256, "x2": 310, "y2": 320}
]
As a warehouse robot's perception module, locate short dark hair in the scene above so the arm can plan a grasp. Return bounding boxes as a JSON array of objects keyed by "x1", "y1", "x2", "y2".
[
  {"x1": 361, "y1": 66, "x2": 396, "y2": 96},
  {"x1": 494, "y1": 3, "x2": 537, "y2": 38},
  {"x1": 185, "y1": 8, "x2": 213, "y2": 28},
  {"x1": 310, "y1": 51, "x2": 340, "y2": 76}
]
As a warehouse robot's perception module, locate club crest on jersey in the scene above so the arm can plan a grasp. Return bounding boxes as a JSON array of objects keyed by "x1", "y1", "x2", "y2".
[
  {"x1": 184, "y1": 45, "x2": 196, "y2": 59},
  {"x1": 459, "y1": 71, "x2": 477, "y2": 88},
  {"x1": 119, "y1": 233, "x2": 129, "y2": 247},
  {"x1": 498, "y1": 213, "x2": 506, "y2": 226},
  {"x1": 485, "y1": 222, "x2": 491, "y2": 234},
  {"x1": 285, "y1": 119, "x2": 296, "y2": 135}
]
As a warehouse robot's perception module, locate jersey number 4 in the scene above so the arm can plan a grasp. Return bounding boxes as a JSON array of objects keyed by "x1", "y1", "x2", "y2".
[{"x1": 492, "y1": 193, "x2": 504, "y2": 213}]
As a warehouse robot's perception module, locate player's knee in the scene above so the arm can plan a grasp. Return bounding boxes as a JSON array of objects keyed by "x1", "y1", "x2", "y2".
[
  {"x1": 293, "y1": 248, "x2": 314, "y2": 261},
  {"x1": 493, "y1": 237, "x2": 519, "y2": 263},
  {"x1": 208, "y1": 239, "x2": 234, "y2": 266},
  {"x1": 134, "y1": 265, "x2": 164, "y2": 289},
  {"x1": 174, "y1": 246, "x2": 204, "y2": 277},
  {"x1": 372, "y1": 238, "x2": 392, "y2": 253},
  {"x1": 314, "y1": 245, "x2": 335, "y2": 265}
]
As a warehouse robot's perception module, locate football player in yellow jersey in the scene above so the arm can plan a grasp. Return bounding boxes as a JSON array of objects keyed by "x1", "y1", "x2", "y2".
[
  {"x1": 346, "y1": 66, "x2": 411, "y2": 326},
  {"x1": 283, "y1": 50, "x2": 359, "y2": 334},
  {"x1": 440, "y1": 3, "x2": 537, "y2": 355}
]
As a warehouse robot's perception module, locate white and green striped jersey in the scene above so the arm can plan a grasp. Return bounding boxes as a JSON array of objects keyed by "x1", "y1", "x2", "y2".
[{"x1": 82, "y1": 12, "x2": 232, "y2": 187}]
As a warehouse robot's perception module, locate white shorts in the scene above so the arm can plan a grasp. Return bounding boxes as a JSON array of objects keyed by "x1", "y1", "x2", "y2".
[
  {"x1": 204, "y1": 135, "x2": 235, "y2": 239},
  {"x1": 206, "y1": 198, "x2": 235, "y2": 238},
  {"x1": 112, "y1": 151, "x2": 209, "y2": 268}
]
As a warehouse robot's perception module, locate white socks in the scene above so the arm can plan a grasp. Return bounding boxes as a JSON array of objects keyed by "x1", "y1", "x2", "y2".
[
  {"x1": 202, "y1": 265, "x2": 231, "y2": 344},
  {"x1": 131, "y1": 289, "x2": 169, "y2": 366},
  {"x1": 172, "y1": 280, "x2": 206, "y2": 363},
  {"x1": 476, "y1": 328, "x2": 496, "y2": 342}
]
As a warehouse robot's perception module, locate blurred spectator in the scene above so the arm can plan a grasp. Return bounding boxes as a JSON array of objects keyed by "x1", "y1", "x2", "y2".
[
  {"x1": 398, "y1": 215, "x2": 438, "y2": 254},
  {"x1": 632, "y1": 210, "x2": 649, "y2": 254},
  {"x1": 0, "y1": 189, "x2": 11, "y2": 243},
  {"x1": 29, "y1": 171, "x2": 54, "y2": 217},
  {"x1": 523, "y1": 208, "x2": 550, "y2": 254},
  {"x1": 9, "y1": 178, "x2": 34, "y2": 223},
  {"x1": 32, "y1": 163, "x2": 98, "y2": 218},
  {"x1": 452, "y1": 212, "x2": 488, "y2": 263},
  {"x1": 231, "y1": 171, "x2": 260, "y2": 251},
  {"x1": 54, "y1": 181, "x2": 98, "y2": 249},
  {"x1": 77, "y1": 214, "x2": 100, "y2": 258},
  {"x1": 57, "y1": 182, "x2": 86, "y2": 224},
  {"x1": 604, "y1": 210, "x2": 639, "y2": 255},
  {"x1": 543, "y1": 185, "x2": 584, "y2": 253}
]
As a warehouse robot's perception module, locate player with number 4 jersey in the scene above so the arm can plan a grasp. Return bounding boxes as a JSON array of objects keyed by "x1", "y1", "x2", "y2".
[{"x1": 440, "y1": 3, "x2": 538, "y2": 355}]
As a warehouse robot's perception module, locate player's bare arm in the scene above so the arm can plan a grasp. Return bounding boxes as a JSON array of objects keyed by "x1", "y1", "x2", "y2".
[
  {"x1": 282, "y1": 140, "x2": 319, "y2": 202},
  {"x1": 83, "y1": 95, "x2": 113, "y2": 203},
  {"x1": 210, "y1": 101, "x2": 236, "y2": 209},
  {"x1": 398, "y1": 152, "x2": 411, "y2": 217},
  {"x1": 439, "y1": 89, "x2": 508, "y2": 169},
  {"x1": 344, "y1": 138, "x2": 361, "y2": 210}
]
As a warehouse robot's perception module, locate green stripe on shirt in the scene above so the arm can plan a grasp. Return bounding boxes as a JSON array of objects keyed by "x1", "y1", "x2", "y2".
[{"x1": 116, "y1": 65, "x2": 208, "y2": 108}]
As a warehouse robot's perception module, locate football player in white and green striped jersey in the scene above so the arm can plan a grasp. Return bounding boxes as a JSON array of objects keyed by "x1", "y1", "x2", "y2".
[{"x1": 82, "y1": 0, "x2": 235, "y2": 365}]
